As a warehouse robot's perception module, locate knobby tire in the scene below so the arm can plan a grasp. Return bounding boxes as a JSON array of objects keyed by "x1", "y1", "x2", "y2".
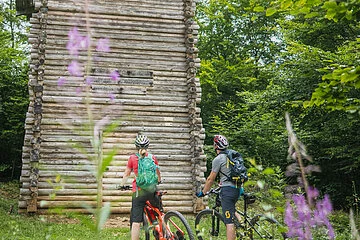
[
  {"x1": 164, "y1": 210, "x2": 195, "y2": 240},
  {"x1": 194, "y1": 209, "x2": 226, "y2": 240},
  {"x1": 249, "y1": 214, "x2": 286, "y2": 239}
]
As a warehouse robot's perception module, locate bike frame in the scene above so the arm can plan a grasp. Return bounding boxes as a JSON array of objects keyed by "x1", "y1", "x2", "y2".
[
  {"x1": 143, "y1": 191, "x2": 185, "y2": 240},
  {"x1": 204, "y1": 187, "x2": 255, "y2": 237},
  {"x1": 205, "y1": 187, "x2": 279, "y2": 239}
]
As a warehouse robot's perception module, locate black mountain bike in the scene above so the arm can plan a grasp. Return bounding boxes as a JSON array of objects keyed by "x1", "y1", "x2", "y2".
[{"x1": 195, "y1": 187, "x2": 286, "y2": 239}]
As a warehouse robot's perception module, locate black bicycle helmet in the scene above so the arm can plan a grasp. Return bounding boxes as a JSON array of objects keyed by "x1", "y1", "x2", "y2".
[
  {"x1": 135, "y1": 135, "x2": 150, "y2": 148},
  {"x1": 214, "y1": 135, "x2": 229, "y2": 150}
]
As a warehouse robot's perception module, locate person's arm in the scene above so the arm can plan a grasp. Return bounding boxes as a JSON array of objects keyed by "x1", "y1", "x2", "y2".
[
  {"x1": 121, "y1": 166, "x2": 132, "y2": 186},
  {"x1": 156, "y1": 168, "x2": 161, "y2": 183},
  {"x1": 152, "y1": 155, "x2": 161, "y2": 183},
  {"x1": 202, "y1": 171, "x2": 217, "y2": 194}
]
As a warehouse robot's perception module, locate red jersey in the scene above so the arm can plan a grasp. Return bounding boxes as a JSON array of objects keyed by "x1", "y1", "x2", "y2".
[{"x1": 127, "y1": 153, "x2": 159, "y2": 192}]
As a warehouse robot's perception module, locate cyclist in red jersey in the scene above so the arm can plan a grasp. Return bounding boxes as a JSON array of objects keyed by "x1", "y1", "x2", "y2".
[{"x1": 121, "y1": 135, "x2": 161, "y2": 240}]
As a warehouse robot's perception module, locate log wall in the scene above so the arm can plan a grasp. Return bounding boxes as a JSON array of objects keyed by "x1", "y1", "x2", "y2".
[{"x1": 19, "y1": 0, "x2": 206, "y2": 214}]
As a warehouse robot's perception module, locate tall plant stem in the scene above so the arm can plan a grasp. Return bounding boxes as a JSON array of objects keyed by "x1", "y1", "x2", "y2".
[{"x1": 285, "y1": 113, "x2": 311, "y2": 205}]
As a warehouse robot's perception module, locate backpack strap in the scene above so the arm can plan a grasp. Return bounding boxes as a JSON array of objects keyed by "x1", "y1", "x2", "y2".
[
  {"x1": 218, "y1": 150, "x2": 231, "y2": 181},
  {"x1": 218, "y1": 149, "x2": 242, "y2": 188}
]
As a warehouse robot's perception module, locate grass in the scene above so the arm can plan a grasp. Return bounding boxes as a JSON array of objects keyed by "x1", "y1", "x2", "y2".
[
  {"x1": 0, "y1": 180, "x2": 197, "y2": 240},
  {"x1": 0, "y1": 181, "x2": 129, "y2": 240},
  {"x1": 1, "y1": 181, "x2": 359, "y2": 239}
]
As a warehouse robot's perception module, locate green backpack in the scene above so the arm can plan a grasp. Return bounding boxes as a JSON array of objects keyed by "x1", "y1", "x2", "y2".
[{"x1": 136, "y1": 153, "x2": 158, "y2": 192}]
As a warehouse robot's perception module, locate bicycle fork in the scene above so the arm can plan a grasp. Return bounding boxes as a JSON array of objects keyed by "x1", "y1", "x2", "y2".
[{"x1": 211, "y1": 210, "x2": 220, "y2": 237}]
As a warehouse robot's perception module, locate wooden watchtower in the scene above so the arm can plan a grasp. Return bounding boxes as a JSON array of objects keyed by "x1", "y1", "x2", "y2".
[{"x1": 17, "y1": 0, "x2": 206, "y2": 214}]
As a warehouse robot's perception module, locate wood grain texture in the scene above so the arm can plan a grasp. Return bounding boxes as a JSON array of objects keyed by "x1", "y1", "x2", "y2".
[{"x1": 19, "y1": 0, "x2": 206, "y2": 214}]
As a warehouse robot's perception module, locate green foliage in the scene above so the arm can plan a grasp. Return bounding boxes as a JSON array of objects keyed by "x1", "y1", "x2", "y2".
[
  {"x1": 0, "y1": 1, "x2": 30, "y2": 180},
  {"x1": 244, "y1": 158, "x2": 286, "y2": 216},
  {"x1": 197, "y1": 0, "x2": 360, "y2": 211},
  {"x1": 304, "y1": 38, "x2": 360, "y2": 113},
  {"x1": 250, "y1": 0, "x2": 360, "y2": 114},
  {"x1": 257, "y1": 0, "x2": 360, "y2": 22}
]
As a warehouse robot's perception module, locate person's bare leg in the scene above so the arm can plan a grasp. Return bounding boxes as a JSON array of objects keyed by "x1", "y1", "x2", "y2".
[
  {"x1": 226, "y1": 223, "x2": 236, "y2": 240},
  {"x1": 131, "y1": 222, "x2": 141, "y2": 240}
]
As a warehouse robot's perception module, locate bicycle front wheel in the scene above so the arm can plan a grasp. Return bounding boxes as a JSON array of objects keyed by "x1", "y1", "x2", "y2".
[
  {"x1": 164, "y1": 210, "x2": 195, "y2": 240},
  {"x1": 142, "y1": 213, "x2": 151, "y2": 240},
  {"x1": 249, "y1": 214, "x2": 286, "y2": 239},
  {"x1": 195, "y1": 209, "x2": 226, "y2": 240}
]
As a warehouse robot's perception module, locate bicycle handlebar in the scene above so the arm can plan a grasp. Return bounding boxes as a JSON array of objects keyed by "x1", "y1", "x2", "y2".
[
  {"x1": 117, "y1": 184, "x2": 167, "y2": 197},
  {"x1": 118, "y1": 185, "x2": 132, "y2": 190},
  {"x1": 206, "y1": 187, "x2": 221, "y2": 196},
  {"x1": 117, "y1": 181, "x2": 163, "y2": 191}
]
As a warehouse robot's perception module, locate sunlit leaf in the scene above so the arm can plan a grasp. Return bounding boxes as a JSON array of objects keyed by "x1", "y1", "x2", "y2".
[
  {"x1": 281, "y1": 0, "x2": 292, "y2": 10},
  {"x1": 253, "y1": 6, "x2": 264, "y2": 12},
  {"x1": 266, "y1": 8, "x2": 277, "y2": 16},
  {"x1": 263, "y1": 168, "x2": 275, "y2": 175}
]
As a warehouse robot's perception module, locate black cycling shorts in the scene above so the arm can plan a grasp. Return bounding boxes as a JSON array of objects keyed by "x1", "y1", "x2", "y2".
[
  {"x1": 131, "y1": 190, "x2": 160, "y2": 223},
  {"x1": 220, "y1": 186, "x2": 240, "y2": 224}
]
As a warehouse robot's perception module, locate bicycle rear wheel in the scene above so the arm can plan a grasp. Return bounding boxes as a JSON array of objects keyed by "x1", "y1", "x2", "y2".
[
  {"x1": 249, "y1": 214, "x2": 286, "y2": 239},
  {"x1": 164, "y1": 210, "x2": 195, "y2": 240},
  {"x1": 194, "y1": 209, "x2": 227, "y2": 240}
]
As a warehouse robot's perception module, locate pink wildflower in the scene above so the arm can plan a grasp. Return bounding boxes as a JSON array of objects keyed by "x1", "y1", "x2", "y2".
[
  {"x1": 285, "y1": 189, "x2": 335, "y2": 240},
  {"x1": 79, "y1": 35, "x2": 90, "y2": 49},
  {"x1": 307, "y1": 186, "x2": 319, "y2": 201},
  {"x1": 67, "y1": 27, "x2": 82, "y2": 56},
  {"x1": 57, "y1": 77, "x2": 66, "y2": 86},
  {"x1": 68, "y1": 60, "x2": 83, "y2": 77},
  {"x1": 96, "y1": 38, "x2": 110, "y2": 52},
  {"x1": 67, "y1": 27, "x2": 91, "y2": 56},
  {"x1": 109, "y1": 70, "x2": 120, "y2": 81},
  {"x1": 85, "y1": 77, "x2": 93, "y2": 86},
  {"x1": 76, "y1": 87, "x2": 82, "y2": 95},
  {"x1": 109, "y1": 93, "x2": 115, "y2": 101}
]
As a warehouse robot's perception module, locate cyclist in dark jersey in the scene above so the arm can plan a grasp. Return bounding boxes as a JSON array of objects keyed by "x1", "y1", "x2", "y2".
[{"x1": 197, "y1": 135, "x2": 241, "y2": 240}]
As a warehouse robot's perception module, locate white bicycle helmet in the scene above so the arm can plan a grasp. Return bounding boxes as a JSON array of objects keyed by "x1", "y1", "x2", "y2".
[
  {"x1": 214, "y1": 135, "x2": 229, "y2": 150},
  {"x1": 135, "y1": 135, "x2": 150, "y2": 148}
]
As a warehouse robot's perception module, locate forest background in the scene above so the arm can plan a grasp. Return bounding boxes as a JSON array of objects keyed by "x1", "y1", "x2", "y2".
[{"x1": 0, "y1": 0, "x2": 359, "y2": 224}]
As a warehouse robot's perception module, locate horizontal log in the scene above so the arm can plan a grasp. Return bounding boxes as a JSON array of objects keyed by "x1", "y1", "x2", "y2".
[
  {"x1": 40, "y1": 73, "x2": 193, "y2": 84},
  {"x1": 17, "y1": 207, "x2": 199, "y2": 215},
  {"x1": 47, "y1": 3, "x2": 185, "y2": 21},
  {"x1": 20, "y1": 153, "x2": 200, "y2": 163},
  {"x1": 39, "y1": 76, "x2": 191, "y2": 88},
  {"x1": 102, "y1": 194, "x2": 192, "y2": 202},
  {"x1": 32, "y1": 68, "x2": 189, "y2": 78},
  {"x1": 28, "y1": 130, "x2": 192, "y2": 140},
  {"x1": 18, "y1": 204, "x2": 197, "y2": 214},
  {"x1": 37, "y1": 195, "x2": 98, "y2": 201},
  {"x1": 50, "y1": 0, "x2": 185, "y2": 11},
  {"x1": 33, "y1": 47, "x2": 189, "y2": 64},
  {"x1": 41, "y1": 96, "x2": 188, "y2": 108}
]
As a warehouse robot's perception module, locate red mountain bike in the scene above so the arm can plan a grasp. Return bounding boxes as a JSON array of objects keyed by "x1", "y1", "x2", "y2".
[{"x1": 120, "y1": 186, "x2": 195, "y2": 240}]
